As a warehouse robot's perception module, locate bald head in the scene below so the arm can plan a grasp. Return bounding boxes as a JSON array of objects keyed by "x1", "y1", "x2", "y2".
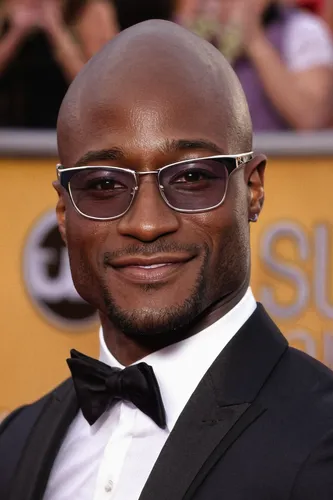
[
  {"x1": 57, "y1": 20, "x2": 252, "y2": 164},
  {"x1": 54, "y1": 20, "x2": 266, "y2": 345}
]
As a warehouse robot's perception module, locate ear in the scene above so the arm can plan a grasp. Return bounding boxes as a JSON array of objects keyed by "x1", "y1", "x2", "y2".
[
  {"x1": 53, "y1": 180, "x2": 67, "y2": 246},
  {"x1": 246, "y1": 154, "x2": 266, "y2": 222}
]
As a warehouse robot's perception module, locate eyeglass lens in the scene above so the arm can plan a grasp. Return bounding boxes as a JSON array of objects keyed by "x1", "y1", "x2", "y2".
[
  {"x1": 160, "y1": 159, "x2": 228, "y2": 211},
  {"x1": 68, "y1": 159, "x2": 230, "y2": 218}
]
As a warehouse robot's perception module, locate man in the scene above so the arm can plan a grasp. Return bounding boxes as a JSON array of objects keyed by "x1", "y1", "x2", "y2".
[{"x1": 1, "y1": 19, "x2": 333, "y2": 500}]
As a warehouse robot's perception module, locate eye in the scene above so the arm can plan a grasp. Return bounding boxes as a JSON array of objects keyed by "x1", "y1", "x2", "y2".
[
  {"x1": 87, "y1": 178, "x2": 126, "y2": 191},
  {"x1": 172, "y1": 168, "x2": 216, "y2": 184}
]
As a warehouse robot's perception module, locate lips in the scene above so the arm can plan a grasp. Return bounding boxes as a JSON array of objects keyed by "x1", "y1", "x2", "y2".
[
  {"x1": 109, "y1": 254, "x2": 194, "y2": 283},
  {"x1": 135, "y1": 263, "x2": 170, "y2": 269}
]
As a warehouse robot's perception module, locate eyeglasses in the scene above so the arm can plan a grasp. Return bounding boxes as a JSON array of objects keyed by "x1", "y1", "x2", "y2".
[{"x1": 56, "y1": 152, "x2": 253, "y2": 221}]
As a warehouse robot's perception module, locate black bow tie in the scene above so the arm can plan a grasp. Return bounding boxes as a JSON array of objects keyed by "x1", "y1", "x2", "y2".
[{"x1": 67, "y1": 349, "x2": 166, "y2": 428}]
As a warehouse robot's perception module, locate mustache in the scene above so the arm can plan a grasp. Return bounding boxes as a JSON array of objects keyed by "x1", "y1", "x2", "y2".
[{"x1": 103, "y1": 241, "x2": 202, "y2": 265}]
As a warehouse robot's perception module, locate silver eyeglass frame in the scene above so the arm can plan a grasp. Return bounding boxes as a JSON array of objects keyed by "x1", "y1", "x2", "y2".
[{"x1": 56, "y1": 152, "x2": 254, "y2": 221}]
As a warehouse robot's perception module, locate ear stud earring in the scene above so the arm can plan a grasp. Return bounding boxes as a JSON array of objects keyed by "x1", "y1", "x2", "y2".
[{"x1": 249, "y1": 214, "x2": 258, "y2": 222}]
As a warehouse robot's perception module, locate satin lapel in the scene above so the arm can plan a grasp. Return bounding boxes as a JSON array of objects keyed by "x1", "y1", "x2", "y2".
[
  {"x1": 9, "y1": 379, "x2": 78, "y2": 500},
  {"x1": 139, "y1": 305, "x2": 288, "y2": 500},
  {"x1": 139, "y1": 383, "x2": 258, "y2": 500},
  {"x1": 183, "y1": 402, "x2": 266, "y2": 500}
]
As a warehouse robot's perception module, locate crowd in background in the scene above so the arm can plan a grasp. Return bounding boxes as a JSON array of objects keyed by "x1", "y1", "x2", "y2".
[{"x1": 0, "y1": 0, "x2": 333, "y2": 130}]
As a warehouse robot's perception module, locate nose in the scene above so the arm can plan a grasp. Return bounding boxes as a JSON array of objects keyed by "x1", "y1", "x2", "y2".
[{"x1": 117, "y1": 175, "x2": 180, "y2": 242}]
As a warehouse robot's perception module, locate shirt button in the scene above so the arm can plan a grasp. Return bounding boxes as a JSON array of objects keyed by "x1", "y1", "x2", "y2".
[{"x1": 105, "y1": 479, "x2": 114, "y2": 493}]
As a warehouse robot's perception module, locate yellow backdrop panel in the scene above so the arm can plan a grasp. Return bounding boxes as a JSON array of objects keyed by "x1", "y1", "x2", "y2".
[{"x1": 0, "y1": 157, "x2": 332, "y2": 419}]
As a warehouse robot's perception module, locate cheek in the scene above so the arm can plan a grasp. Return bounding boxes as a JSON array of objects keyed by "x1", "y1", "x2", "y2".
[
  {"x1": 65, "y1": 212, "x2": 97, "y2": 257},
  {"x1": 64, "y1": 210, "x2": 112, "y2": 300},
  {"x1": 192, "y1": 171, "x2": 248, "y2": 233},
  {"x1": 65, "y1": 204, "x2": 113, "y2": 251},
  {"x1": 190, "y1": 203, "x2": 245, "y2": 252},
  {"x1": 186, "y1": 181, "x2": 250, "y2": 276}
]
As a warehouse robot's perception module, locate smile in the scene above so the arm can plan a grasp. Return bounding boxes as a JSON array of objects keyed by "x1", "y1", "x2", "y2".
[
  {"x1": 109, "y1": 255, "x2": 194, "y2": 284},
  {"x1": 136, "y1": 263, "x2": 172, "y2": 269}
]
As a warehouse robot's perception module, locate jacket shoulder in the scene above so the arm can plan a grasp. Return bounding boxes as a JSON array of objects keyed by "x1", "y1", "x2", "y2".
[
  {"x1": 0, "y1": 379, "x2": 73, "y2": 497},
  {"x1": 0, "y1": 378, "x2": 73, "y2": 437},
  {"x1": 268, "y1": 345, "x2": 333, "y2": 416},
  {"x1": 288, "y1": 346, "x2": 333, "y2": 383},
  {"x1": 0, "y1": 406, "x2": 27, "y2": 436}
]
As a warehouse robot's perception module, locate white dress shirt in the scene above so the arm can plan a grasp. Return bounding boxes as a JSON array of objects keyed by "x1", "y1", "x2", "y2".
[{"x1": 44, "y1": 288, "x2": 256, "y2": 500}]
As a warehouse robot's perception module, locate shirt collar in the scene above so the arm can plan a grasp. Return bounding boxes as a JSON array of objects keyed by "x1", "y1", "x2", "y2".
[{"x1": 99, "y1": 287, "x2": 256, "y2": 431}]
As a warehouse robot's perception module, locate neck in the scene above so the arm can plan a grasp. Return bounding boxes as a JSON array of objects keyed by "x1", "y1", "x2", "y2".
[{"x1": 100, "y1": 281, "x2": 249, "y2": 366}]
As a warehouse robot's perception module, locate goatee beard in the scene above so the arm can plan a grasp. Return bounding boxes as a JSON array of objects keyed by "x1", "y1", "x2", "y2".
[{"x1": 102, "y1": 246, "x2": 209, "y2": 347}]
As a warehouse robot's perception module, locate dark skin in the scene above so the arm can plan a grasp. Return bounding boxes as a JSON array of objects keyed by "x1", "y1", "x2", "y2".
[{"x1": 55, "y1": 20, "x2": 266, "y2": 366}]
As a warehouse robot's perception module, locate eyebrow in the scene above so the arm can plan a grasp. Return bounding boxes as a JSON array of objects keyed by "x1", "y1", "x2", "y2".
[
  {"x1": 162, "y1": 139, "x2": 225, "y2": 155},
  {"x1": 73, "y1": 139, "x2": 225, "y2": 167},
  {"x1": 73, "y1": 148, "x2": 125, "y2": 168}
]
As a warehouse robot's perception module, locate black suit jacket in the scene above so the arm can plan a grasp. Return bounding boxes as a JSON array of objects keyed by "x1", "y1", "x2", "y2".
[{"x1": 2, "y1": 304, "x2": 333, "y2": 500}]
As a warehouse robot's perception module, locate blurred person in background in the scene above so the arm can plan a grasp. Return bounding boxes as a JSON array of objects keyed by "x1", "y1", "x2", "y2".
[
  {"x1": 322, "y1": 0, "x2": 333, "y2": 32},
  {"x1": 0, "y1": 0, "x2": 118, "y2": 128},
  {"x1": 113, "y1": 0, "x2": 175, "y2": 31},
  {"x1": 177, "y1": 0, "x2": 333, "y2": 131},
  {"x1": 299, "y1": 0, "x2": 333, "y2": 34}
]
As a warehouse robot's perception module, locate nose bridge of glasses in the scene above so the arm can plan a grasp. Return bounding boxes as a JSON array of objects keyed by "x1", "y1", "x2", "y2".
[
  {"x1": 133, "y1": 169, "x2": 165, "y2": 200},
  {"x1": 136, "y1": 170, "x2": 159, "y2": 178},
  {"x1": 124, "y1": 169, "x2": 179, "y2": 227},
  {"x1": 134, "y1": 169, "x2": 163, "y2": 191}
]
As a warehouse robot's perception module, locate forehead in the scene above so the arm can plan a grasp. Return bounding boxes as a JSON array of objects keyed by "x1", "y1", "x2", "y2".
[
  {"x1": 60, "y1": 87, "x2": 233, "y2": 168},
  {"x1": 58, "y1": 40, "x2": 240, "y2": 166}
]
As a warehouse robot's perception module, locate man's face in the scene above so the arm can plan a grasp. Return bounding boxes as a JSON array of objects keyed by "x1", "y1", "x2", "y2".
[{"x1": 56, "y1": 65, "x2": 262, "y2": 339}]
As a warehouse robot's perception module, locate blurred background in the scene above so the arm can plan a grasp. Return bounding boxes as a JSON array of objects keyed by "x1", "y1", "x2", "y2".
[{"x1": 1, "y1": 0, "x2": 333, "y2": 421}]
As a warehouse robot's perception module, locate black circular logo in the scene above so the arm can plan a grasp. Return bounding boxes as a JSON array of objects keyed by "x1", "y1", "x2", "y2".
[{"x1": 23, "y1": 210, "x2": 98, "y2": 330}]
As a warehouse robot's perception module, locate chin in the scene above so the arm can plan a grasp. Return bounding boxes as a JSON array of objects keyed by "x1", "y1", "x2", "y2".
[
  {"x1": 103, "y1": 275, "x2": 197, "y2": 315},
  {"x1": 101, "y1": 249, "x2": 211, "y2": 339},
  {"x1": 104, "y1": 285, "x2": 207, "y2": 340}
]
